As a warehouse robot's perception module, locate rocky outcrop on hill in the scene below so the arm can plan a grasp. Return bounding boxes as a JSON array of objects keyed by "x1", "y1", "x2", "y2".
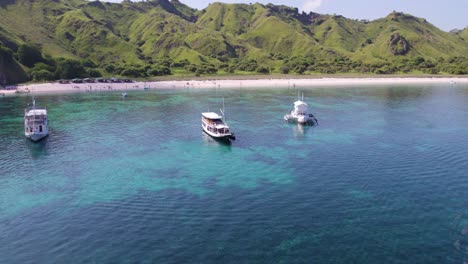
[{"x1": 389, "y1": 32, "x2": 410, "y2": 55}]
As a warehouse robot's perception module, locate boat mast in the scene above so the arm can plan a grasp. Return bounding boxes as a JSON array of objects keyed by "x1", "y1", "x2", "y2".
[
  {"x1": 220, "y1": 97, "x2": 226, "y2": 124},
  {"x1": 32, "y1": 96, "x2": 36, "y2": 122}
]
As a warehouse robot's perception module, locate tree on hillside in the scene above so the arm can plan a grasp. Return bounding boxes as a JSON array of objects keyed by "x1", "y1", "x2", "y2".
[
  {"x1": 16, "y1": 44, "x2": 43, "y2": 68},
  {"x1": 55, "y1": 59, "x2": 86, "y2": 79},
  {"x1": 31, "y1": 70, "x2": 55, "y2": 81},
  {"x1": 29, "y1": 62, "x2": 56, "y2": 81}
]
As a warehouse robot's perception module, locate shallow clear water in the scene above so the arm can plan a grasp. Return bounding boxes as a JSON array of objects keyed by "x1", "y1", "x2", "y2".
[{"x1": 1, "y1": 84, "x2": 468, "y2": 263}]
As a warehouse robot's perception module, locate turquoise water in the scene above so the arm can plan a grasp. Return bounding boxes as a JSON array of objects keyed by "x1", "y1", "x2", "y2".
[{"x1": 1, "y1": 85, "x2": 468, "y2": 263}]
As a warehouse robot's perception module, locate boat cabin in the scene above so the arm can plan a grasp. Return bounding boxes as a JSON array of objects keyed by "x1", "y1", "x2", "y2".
[
  {"x1": 24, "y1": 109, "x2": 47, "y2": 133},
  {"x1": 293, "y1": 101, "x2": 308, "y2": 116},
  {"x1": 202, "y1": 112, "x2": 230, "y2": 135}
]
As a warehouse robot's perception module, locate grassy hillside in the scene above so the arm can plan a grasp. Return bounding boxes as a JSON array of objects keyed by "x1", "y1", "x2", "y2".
[
  {"x1": 0, "y1": 0, "x2": 79, "y2": 57},
  {"x1": 0, "y1": 0, "x2": 466, "y2": 84},
  {"x1": 452, "y1": 27, "x2": 468, "y2": 44}
]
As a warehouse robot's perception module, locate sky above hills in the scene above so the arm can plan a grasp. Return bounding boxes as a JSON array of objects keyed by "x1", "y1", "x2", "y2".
[{"x1": 104, "y1": 0, "x2": 467, "y2": 31}]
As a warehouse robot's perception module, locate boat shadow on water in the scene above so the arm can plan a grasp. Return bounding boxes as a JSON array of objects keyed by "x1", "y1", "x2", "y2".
[
  {"x1": 201, "y1": 132, "x2": 233, "y2": 148},
  {"x1": 25, "y1": 136, "x2": 49, "y2": 159},
  {"x1": 288, "y1": 121, "x2": 318, "y2": 139}
]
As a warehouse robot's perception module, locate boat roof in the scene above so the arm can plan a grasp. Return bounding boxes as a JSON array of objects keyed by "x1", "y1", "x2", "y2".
[
  {"x1": 202, "y1": 112, "x2": 222, "y2": 119},
  {"x1": 215, "y1": 124, "x2": 229, "y2": 129},
  {"x1": 26, "y1": 109, "x2": 47, "y2": 116},
  {"x1": 294, "y1": 100, "x2": 308, "y2": 106}
]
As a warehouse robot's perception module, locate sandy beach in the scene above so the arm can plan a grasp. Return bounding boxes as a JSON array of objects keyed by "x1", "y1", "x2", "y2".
[{"x1": 1, "y1": 77, "x2": 468, "y2": 96}]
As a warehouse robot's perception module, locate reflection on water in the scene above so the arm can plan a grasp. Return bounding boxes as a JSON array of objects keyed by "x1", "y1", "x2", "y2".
[
  {"x1": 291, "y1": 123, "x2": 311, "y2": 138},
  {"x1": 25, "y1": 136, "x2": 49, "y2": 159},
  {"x1": 451, "y1": 212, "x2": 468, "y2": 263}
]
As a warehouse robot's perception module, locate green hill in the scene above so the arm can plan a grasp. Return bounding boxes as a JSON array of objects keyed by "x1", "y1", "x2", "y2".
[{"x1": 0, "y1": 0, "x2": 466, "y2": 84}]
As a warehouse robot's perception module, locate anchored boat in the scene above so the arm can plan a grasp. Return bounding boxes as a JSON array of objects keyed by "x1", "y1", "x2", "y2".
[
  {"x1": 24, "y1": 99, "x2": 48, "y2": 142},
  {"x1": 201, "y1": 99, "x2": 235, "y2": 141},
  {"x1": 284, "y1": 93, "x2": 318, "y2": 125},
  {"x1": 201, "y1": 112, "x2": 236, "y2": 141}
]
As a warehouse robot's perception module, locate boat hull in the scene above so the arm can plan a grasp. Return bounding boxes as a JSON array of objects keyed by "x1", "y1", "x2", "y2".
[
  {"x1": 26, "y1": 132, "x2": 48, "y2": 142},
  {"x1": 284, "y1": 114, "x2": 318, "y2": 126},
  {"x1": 202, "y1": 126, "x2": 235, "y2": 140}
]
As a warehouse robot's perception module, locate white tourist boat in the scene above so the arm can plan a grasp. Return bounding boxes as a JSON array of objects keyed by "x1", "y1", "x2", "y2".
[
  {"x1": 24, "y1": 99, "x2": 48, "y2": 141},
  {"x1": 202, "y1": 112, "x2": 236, "y2": 140},
  {"x1": 284, "y1": 93, "x2": 318, "y2": 125},
  {"x1": 202, "y1": 100, "x2": 235, "y2": 141}
]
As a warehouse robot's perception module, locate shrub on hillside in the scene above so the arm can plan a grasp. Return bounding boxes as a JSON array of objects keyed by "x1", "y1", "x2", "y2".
[
  {"x1": 31, "y1": 62, "x2": 55, "y2": 73},
  {"x1": 185, "y1": 64, "x2": 218, "y2": 75},
  {"x1": 226, "y1": 65, "x2": 236, "y2": 73},
  {"x1": 147, "y1": 66, "x2": 172, "y2": 76},
  {"x1": 185, "y1": 64, "x2": 198, "y2": 73},
  {"x1": 86, "y1": 68, "x2": 102, "y2": 78},
  {"x1": 171, "y1": 59, "x2": 190, "y2": 68},
  {"x1": 195, "y1": 67, "x2": 206, "y2": 75},
  {"x1": 374, "y1": 65, "x2": 397, "y2": 74},
  {"x1": 0, "y1": 45, "x2": 14, "y2": 61},
  {"x1": 280, "y1": 66, "x2": 291, "y2": 74},
  {"x1": 103, "y1": 64, "x2": 116, "y2": 74},
  {"x1": 81, "y1": 59, "x2": 97, "y2": 68},
  {"x1": 421, "y1": 68, "x2": 439, "y2": 74},
  {"x1": 235, "y1": 59, "x2": 258, "y2": 72},
  {"x1": 204, "y1": 64, "x2": 218, "y2": 74},
  {"x1": 153, "y1": 58, "x2": 173, "y2": 68},
  {"x1": 322, "y1": 67, "x2": 337, "y2": 74},
  {"x1": 31, "y1": 69, "x2": 55, "y2": 81},
  {"x1": 256, "y1": 66, "x2": 270, "y2": 74},
  {"x1": 121, "y1": 66, "x2": 146, "y2": 78},
  {"x1": 294, "y1": 65, "x2": 307, "y2": 74}
]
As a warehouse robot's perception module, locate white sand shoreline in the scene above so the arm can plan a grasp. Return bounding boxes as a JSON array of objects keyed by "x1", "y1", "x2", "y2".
[{"x1": 1, "y1": 77, "x2": 467, "y2": 96}]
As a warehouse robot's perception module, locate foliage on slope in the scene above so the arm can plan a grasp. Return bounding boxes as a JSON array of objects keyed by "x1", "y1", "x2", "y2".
[{"x1": 0, "y1": 44, "x2": 28, "y2": 85}]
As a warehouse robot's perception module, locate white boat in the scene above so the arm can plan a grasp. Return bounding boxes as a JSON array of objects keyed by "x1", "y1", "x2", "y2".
[
  {"x1": 122, "y1": 92, "x2": 128, "y2": 97},
  {"x1": 202, "y1": 112, "x2": 235, "y2": 140},
  {"x1": 284, "y1": 93, "x2": 318, "y2": 125},
  {"x1": 202, "y1": 99, "x2": 235, "y2": 141},
  {"x1": 24, "y1": 99, "x2": 48, "y2": 142}
]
